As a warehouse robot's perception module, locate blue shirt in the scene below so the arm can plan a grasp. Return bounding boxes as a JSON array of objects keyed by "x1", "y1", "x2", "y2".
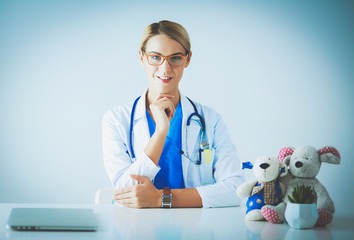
[{"x1": 146, "y1": 102, "x2": 185, "y2": 189}]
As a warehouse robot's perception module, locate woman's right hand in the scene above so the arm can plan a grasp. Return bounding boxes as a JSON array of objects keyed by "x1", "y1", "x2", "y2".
[{"x1": 148, "y1": 94, "x2": 175, "y2": 135}]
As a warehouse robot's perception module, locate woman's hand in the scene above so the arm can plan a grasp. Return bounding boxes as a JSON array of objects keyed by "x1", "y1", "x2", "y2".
[
  {"x1": 114, "y1": 174, "x2": 162, "y2": 208},
  {"x1": 148, "y1": 94, "x2": 175, "y2": 135}
]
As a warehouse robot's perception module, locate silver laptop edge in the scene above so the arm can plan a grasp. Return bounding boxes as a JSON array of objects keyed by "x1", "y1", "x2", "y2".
[{"x1": 8, "y1": 208, "x2": 98, "y2": 231}]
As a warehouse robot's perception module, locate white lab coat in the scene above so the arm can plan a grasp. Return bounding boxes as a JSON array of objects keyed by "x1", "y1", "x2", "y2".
[{"x1": 102, "y1": 90, "x2": 244, "y2": 208}]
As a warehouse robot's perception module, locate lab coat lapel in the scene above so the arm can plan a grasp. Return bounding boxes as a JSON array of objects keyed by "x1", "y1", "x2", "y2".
[
  {"x1": 181, "y1": 93, "x2": 200, "y2": 186},
  {"x1": 131, "y1": 90, "x2": 150, "y2": 159}
]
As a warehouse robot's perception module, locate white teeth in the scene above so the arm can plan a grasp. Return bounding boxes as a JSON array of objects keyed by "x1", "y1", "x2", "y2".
[{"x1": 159, "y1": 76, "x2": 171, "y2": 80}]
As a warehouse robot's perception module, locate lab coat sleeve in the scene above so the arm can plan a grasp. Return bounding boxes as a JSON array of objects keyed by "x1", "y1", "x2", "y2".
[
  {"x1": 196, "y1": 113, "x2": 244, "y2": 208},
  {"x1": 102, "y1": 109, "x2": 160, "y2": 189}
]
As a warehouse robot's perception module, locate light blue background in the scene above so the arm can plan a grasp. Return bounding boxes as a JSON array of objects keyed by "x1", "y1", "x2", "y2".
[{"x1": 0, "y1": 0, "x2": 353, "y2": 214}]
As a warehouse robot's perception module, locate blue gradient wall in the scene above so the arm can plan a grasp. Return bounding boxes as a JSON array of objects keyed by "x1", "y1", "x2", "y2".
[{"x1": 0, "y1": 0, "x2": 353, "y2": 213}]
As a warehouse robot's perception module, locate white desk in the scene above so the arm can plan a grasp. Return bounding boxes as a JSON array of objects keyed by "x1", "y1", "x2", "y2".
[{"x1": 0, "y1": 203, "x2": 352, "y2": 240}]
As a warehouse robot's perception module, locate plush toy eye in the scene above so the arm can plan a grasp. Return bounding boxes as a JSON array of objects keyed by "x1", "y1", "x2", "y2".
[{"x1": 304, "y1": 157, "x2": 309, "y2": 160}]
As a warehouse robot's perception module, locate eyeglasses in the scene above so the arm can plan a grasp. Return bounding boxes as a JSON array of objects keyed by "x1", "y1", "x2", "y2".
[{"x1": 144, "y1": 53, "x2": 188, "y2": 66}]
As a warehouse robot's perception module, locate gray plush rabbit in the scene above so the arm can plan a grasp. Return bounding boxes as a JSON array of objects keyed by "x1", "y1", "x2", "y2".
[{"x1": 278, "y1": 145, "x2": 340, "y2": 226}]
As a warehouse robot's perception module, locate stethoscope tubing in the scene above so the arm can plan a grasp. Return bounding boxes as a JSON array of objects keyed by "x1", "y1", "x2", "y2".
[
  {"x1": 129, "y1": 96, "x2": 141, "y2": 159},
  {"x1": 129, "y1": 96, "x2": 206, "y2": 162}
]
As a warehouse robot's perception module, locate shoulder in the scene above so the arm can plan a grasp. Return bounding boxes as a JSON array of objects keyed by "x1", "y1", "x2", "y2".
[
  {"x1": 189, "y1": 99, "x2": 222, "y2": 123},
  {"x1": 186, "y1": 98, "x2": 229, "y2": 137},
  {"x1": 103, "y1": 100, "x2": 134, "y2": 126}
]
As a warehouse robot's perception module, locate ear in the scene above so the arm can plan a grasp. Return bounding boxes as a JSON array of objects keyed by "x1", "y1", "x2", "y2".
[
  {"x1": 318, "y1": 146, "x2": 341, "y2": 164},
  {"x1": 139, "y1": 50, "x2": 145, "y2": 64},
  {"x1": 278, "y1": 147, "x2": 294, "y2": 166},
  {"x1": 279, "y1": 162, "x2": 288, "y2": 177},
  {"x1": 184, "y1": 50, "x2": 192, "y2": 68}
]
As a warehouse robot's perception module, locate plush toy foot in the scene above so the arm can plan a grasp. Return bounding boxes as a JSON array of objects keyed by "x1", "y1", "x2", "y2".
[
  {"x1": 246, "y1": 210, "x2": 264, "y2": 221},
  {"x1": 316, "y1": 208, "x2": 333, "y2": 226},
  {"x1": 261, "y1": 206, "x2": 283, "y2": 224},
  {"x1": 261, "y1": 203, "x2": 286, "y2": 224}
]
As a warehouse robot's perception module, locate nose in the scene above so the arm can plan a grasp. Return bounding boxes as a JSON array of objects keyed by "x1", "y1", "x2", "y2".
[
  {"x1": 295, "y1": 161, "x2": 303, "y2": 168},
  {"x1": 260, "y1": 163, "x2": 270, "y2": 169},
  {"x1": 160, "y1": 58, "x2": 172, "y2": 72}
]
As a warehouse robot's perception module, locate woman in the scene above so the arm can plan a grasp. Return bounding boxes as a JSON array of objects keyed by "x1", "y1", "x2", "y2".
[{"x1": 103, "y1": 20, "x2": 244, "y2": 208}]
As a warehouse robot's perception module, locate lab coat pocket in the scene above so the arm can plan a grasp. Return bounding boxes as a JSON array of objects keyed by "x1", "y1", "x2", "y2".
[{"x1": 199, "y1": 148, "x2": 215, "y2": 185}]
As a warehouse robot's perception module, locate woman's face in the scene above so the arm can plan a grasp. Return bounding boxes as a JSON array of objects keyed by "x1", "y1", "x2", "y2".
[{"x1": 139, "y1": 34, "x2": 191, "y2": 96}]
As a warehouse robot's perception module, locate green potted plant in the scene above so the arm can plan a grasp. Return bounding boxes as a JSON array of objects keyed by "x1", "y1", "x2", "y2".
[{"x1": 285, "y1": 185, "x2": 318, "y2": 229}]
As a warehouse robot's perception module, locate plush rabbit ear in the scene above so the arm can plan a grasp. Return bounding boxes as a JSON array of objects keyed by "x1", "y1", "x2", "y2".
[
  {"x1": 318, "y1": 146, "x2": 341, "y2": 164},
  {"x1": 279, "y1": 162, "x2": 288, "y2": 177},
  {"x1": 278, "y1": 147, "x2": 294, "y2": 166}
]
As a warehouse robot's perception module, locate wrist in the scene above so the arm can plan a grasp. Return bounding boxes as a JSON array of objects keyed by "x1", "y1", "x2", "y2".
[
  {"x1": 157, "y1": 189, "x2": 163, "y2": 207},
  {"x1": 154, "y1": 128, "x2": 168, "y2": 138},
  {"x1": 161, "y1": 187, "x2": 172, "y2": 208}
]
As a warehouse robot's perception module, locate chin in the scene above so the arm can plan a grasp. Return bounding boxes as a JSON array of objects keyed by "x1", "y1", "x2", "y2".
[{"x1": 156, "y1": 84, "x2": 177, "y2": 93}]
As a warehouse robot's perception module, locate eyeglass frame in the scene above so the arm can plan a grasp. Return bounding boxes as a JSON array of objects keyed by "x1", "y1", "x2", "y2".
[{"x1": 143, "y1": 52, "x2": 189, "y2": 66}]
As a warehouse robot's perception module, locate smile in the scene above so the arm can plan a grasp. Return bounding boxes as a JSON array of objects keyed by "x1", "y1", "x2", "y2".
[{"x1": 157, "y1": 76, "x2": 172, "y2": 83}]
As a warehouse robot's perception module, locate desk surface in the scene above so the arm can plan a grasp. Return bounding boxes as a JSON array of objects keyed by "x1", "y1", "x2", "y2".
[{"x1": 0, "y1": 203, "x2": 352, "y2": 240}]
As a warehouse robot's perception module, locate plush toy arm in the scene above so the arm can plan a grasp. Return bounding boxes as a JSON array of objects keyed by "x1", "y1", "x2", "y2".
[
  {"x1": 279, "y1": 181, "x2": 287, "y2": 198},
  {"x1": 236, "y1": 180, "x2": 258, "y2": 198},
  {"x1": 279, "y1": 172, "x2": 294, "y2": 185},
  {"x1": 314, "y1": 181, "x2": 335, "y2": 213}
]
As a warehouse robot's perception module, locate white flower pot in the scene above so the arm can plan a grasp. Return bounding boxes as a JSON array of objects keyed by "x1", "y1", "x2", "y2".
[{"x1": 285, "y1": 203, "x2": 318, "y2": 229}]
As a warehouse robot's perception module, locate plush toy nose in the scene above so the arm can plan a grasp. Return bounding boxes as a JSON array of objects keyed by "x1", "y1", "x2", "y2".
[
  {"x1": 295, "y1": 161, "x2": 303, "y2": 168},
  {"x1": 260, "y1": 163, "x2": 270, "y2": 169}
]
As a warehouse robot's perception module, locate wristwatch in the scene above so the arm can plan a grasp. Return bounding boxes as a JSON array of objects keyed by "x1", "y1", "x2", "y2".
[{"x1": 161, "y1": 187, "x2": 172, "y2": 208}]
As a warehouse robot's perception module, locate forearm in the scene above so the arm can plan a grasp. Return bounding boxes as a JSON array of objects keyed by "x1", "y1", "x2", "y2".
[
  {"x1": 115, "y1": 176, "x2": 202, "y2": 208},
  {"x1": 145, "y1": 93, "x2": 175, "y2": 166},
  {"x1": 196, "y1": 180, "x2": 243, "y2": 208},
  {"x1": 170, "y1": 188, "x2": 202, "y2": 208},
  {"x1": 144, "y1": 130, "x2": 168, "y2": 166}
]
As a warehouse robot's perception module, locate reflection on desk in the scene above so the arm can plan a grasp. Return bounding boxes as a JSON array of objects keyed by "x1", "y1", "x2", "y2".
[{"x1": 0, "y1": 203, "x2": 353, "y2": 240}]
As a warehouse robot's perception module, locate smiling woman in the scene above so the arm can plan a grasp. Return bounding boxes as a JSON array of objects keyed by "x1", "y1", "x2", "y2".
[{"x1": 102, "y1": 20, "x2": 244, "y2": 208}]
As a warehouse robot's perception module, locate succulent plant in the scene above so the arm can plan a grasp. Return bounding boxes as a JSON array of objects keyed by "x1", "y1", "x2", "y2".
[{"x1": 288, "y1": 185, "x2": 316, "y2": 204}]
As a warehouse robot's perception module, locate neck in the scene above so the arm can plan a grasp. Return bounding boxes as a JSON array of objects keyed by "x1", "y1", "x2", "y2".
[{"x1": 146, "y1": 88, "x2": 180, "y2": 109}]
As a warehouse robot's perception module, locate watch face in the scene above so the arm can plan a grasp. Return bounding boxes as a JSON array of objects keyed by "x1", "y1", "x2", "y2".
[{"x1": 163, "y1": 195, "x2": 172, "y2": 202}]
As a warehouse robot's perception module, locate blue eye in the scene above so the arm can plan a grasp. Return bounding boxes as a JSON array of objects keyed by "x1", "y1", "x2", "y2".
[
  {"x1": 170, "y1": 56, "x2": 182, "y2": 61},
  {"x1": 151, "y1": 55, "x2": 161, "y2": 60}
]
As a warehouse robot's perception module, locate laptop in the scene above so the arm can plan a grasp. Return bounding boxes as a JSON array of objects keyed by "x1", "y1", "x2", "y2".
[{"x1": 7, "y1": 208, "x2": 98, "y2": 231}]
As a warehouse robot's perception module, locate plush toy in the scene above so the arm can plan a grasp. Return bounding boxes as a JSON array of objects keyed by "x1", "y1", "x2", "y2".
[
  {"x1": 236, "y1": 156, "x2": 288, "y2": 223},
  {"x1": 278, "y1": 145, "x2": 341, "y2": 226}
]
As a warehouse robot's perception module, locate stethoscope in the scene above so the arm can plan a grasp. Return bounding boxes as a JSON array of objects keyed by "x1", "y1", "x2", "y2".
[{"x1": 129, "y1": 96, "x2": 208, "y2": 165}]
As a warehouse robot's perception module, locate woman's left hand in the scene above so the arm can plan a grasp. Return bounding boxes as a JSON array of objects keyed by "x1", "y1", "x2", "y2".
[{"x1": 114, "y1": 174, "x2": 162, "y2": 208}]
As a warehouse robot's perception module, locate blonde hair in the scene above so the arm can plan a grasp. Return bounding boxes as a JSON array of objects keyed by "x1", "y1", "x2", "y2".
[{"x1": 140, "y1": 20, "x2": 191, "y2": 55}]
